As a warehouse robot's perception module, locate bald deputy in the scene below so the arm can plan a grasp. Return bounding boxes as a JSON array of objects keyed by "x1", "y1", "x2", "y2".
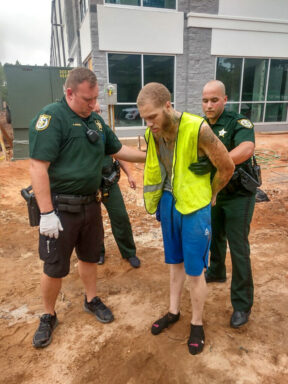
[{"x1": 201, "y1": 80, "x2": 256, "y2": 329}]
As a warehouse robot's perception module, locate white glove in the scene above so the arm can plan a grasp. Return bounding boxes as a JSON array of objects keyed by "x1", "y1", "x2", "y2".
[{"x1": 40, "y1": 211, "x2": 63, "y2": 239}]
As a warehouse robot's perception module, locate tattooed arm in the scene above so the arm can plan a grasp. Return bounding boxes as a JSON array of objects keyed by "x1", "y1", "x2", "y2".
[{"x1": 198, "y1": 122, "x2": 234, "y2": 205}]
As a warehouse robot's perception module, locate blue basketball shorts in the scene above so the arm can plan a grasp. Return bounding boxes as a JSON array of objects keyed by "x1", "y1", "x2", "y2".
[{"x1": 159, "y1": 191, "x2": 211, "y2": 276}]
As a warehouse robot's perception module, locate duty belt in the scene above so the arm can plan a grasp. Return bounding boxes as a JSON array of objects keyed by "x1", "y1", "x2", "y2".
[{"x1": 52, "y1": 193, "x2": 98, "y2": 213}]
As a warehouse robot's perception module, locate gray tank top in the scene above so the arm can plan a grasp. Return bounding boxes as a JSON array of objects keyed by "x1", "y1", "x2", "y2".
[{"x1": 158, "y1": 137, "x2": 175, "y2": 191}]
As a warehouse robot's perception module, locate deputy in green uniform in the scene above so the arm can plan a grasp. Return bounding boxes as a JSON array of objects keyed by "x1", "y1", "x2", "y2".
[
  {"x1": 29, "y1": 68, "x2": 145, "y2": 349},
  {"x1": 99, "y1": 155, "x2": 140, "y2": 267},
  {"x1": 201, "y1": 80, "x2": 256, "y2": 328},
  {"x1": 93, "y1": 102, "x2": 140, "y2": 268}
]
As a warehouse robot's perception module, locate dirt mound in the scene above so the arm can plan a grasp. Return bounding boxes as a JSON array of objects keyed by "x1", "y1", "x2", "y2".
[{"x1": 0, "y1": 133, "x2": 287, "y2": 384}]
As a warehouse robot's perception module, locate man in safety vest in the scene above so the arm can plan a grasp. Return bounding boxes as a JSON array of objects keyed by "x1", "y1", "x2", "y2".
[{"x1": 137, "y1": 82, "x2": 234, "y2": 355}]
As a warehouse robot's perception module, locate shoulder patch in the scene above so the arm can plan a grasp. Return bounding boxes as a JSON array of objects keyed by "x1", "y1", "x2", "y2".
[
  {"x1": 237, "y1": 119, "x2": 253, "y2": 129},
  {"x1": 35, "y1": 114, "x2": 51, "y2": 131},
  {"x1": 95, "y1": 120, "x2": 103, "y2": 131}
]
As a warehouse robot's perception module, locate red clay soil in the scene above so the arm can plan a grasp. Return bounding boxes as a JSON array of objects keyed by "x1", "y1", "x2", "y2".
[{"x1": 0, "y1": 131, "x2": 287, "y2": 384}]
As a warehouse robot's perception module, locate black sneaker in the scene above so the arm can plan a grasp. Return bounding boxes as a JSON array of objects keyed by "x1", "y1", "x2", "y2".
[
  {"x1": 187, "y1": 324, "x2": 205, "y2": 355},
  {"x1": 151, "y1": 312, "x2": 180, "y2": 335},
  {"x1": 84, "y1": 296, "x2": 114, "y2": 323},
  {"x1": 128, "y1": 256, "x2": 141, "y2": 268},
  {"x1": 230, "y1": 310, "x2": 251, "y2": 328},
  {"x1": 32, "y1": 313, "x2": 58, "y2": 349}
]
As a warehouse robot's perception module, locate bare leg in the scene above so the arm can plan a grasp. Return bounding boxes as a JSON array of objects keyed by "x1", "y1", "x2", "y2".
[
  {"x1": 151, "y1": 263, "x2": 185, "y2": 335},
  {"x1": 169, "y1": 263, "x2": 186, "y2": 314},
  {"x1": 41, "y1": 273, "x2": 62, "y2": 315},
  {"x1": 78, "y1": 260, "x2": 97, "y2": 301},
  {"x1": 188, "y1": 270, "x2": 207, "y2": 325}
]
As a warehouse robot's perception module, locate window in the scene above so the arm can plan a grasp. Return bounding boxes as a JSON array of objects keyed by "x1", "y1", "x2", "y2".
[
  {"x1": 106, "y1": 0, "x2": 140, "y2": 5},
  {"x1": 79, "y1": 0, "x2": 88, "y2": 22},
  {"x1": 216, "y1": 58, "x2": 288, "y2": 123},
  {"x1": 242, "y1": 59, "x2": 268, "y2": 102},
  {"x1": 108, "y1": 53, "x2": 175, "y2": 127},
  {"x1": 105, "y1": 0, "x2": 176, "y2": 10},
  {"x1": 267, "y1": 60, "x2": 288, "y2": 101},
  {"x1": 216, "y1": 58, "x2": 241, "y2": 102},
  {"x1": 143, "y1": 0, "x2": 176, "y2": 8}
]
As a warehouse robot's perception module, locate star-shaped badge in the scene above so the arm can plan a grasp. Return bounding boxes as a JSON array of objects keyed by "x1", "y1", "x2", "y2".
[{"x1": 219, "y1": 128, "x2": 227, "y2": 137}]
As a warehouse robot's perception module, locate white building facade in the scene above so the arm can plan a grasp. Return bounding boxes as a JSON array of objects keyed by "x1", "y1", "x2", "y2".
[{"x1": 50, "y1": 0, "x2": 288, "y2": 136}]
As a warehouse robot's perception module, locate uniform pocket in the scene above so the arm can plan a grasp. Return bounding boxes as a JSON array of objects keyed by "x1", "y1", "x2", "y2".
[{"x1": 39, "y1": 235, "x2": 59, "y2": 264}]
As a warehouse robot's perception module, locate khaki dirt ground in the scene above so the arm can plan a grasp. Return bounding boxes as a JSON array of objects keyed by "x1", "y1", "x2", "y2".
[{"x1": 0, "y1": 116, "x2": 287, "y2": 383}]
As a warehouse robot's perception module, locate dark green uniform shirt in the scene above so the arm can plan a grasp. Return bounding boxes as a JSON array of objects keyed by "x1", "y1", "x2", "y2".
[
  {"x1": 206, "y1": 109, "x2": 255, "y2": 196},
  {"x1": 29, "y1": 97, "x2": 122, "y2": 195}
]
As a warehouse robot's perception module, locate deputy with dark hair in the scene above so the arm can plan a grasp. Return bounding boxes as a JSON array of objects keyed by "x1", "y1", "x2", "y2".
[
  {"x1": 137, "y1": 82, "x2": 234, "y2": 355},
  {"x1": 29, "y1": 67, "x2": 145, "y2": 348},
  {"x1": 200, "y1": 80, "x2": 256, "y2": 328}
]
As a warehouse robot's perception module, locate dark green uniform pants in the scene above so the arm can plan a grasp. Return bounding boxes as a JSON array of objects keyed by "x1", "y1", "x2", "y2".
[
  {"x1": 101, "y1": 182, "x2": 136, "y2": 259},
  {"x1": 208, "y1": 193, "x2": 255, "y2": 312}
]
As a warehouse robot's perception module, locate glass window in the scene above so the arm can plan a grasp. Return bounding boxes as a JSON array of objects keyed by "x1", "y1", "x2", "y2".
[
  {"x1": 225, "y1": 103, "x2": 239, "y2": 114},
  {"x1": 143, "y1": 0, "x2": 176, "y2": 9},
  {"x1": 265, "y1": 103, "x2": 288, "y2": 122},
  {"x1": 217, "y1": 57, "x2": 288, "y2": 123},
  {"x1": 242, "y1": 59, "x2": 268, "y2": 101},
  {"x1": 108, "y1": 54, "x2": 141, "y2": 103},
  {"x1": 240, "y1": 103, "x2": 264, "y2": 122},
  {"x1": 267, "y1": 60, "x2": 288, "y2": 101},
  {"x1": 105, "y1": 0, "x2": 140, "y2": 5},
  {"x1": 105, "y1": 0, "x2": 176, "y2": 8},
  {"x1": 79, "y1": 0, "x2": 88, "y2": 21},
  {"x1": 144, "y1": 55, "x2": 174, "y2": 101},
  {"x1": 108, "y1": 53, "x2": 175, "y2": 127},
  {"x1": 216, "y1": 58, "x2": 242, "y2": 101},
  {"x1": 115, "y1": 105, "x2": 142, "y2": 127}
]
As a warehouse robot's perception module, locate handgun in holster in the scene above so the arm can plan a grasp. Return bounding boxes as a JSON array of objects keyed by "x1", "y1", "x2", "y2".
[
  {"x1": 20, "y1": 186, "x2": 40, "y2": 227},
  {"x1": 100, "y1": 160, "x2": 121, "y2": 201},
  {"x1": 237, "y1": 155, "x2": 262, "y2": 193},
  {"x1": 238, "y1": 168, "x2": 261, "y2": 193}
]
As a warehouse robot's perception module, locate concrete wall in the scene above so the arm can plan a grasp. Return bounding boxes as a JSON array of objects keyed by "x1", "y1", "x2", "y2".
[
  {"x1": 97, "y1": 5, "x2": 183, "y2": 54},
  {"x1": 52, "y1": 0, "x2": 287, "y2": 132},
  {"x1": 219, "y1": 0, "x2": 288, "y2": 20},
  {"x1": 90, "y1": 1, "x2": 109, "y2": 123},
  {"x1": 79, "y1": 7, "x2": 92, "y2": 62},
  {"x1": 177, "y1": 0, "x2": 218, "y2": 115}
]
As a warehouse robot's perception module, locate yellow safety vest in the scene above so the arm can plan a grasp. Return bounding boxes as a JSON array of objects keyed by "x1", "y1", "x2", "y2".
[{"x1": 143, "y1": 112, "x2": 212, "y2": 215}]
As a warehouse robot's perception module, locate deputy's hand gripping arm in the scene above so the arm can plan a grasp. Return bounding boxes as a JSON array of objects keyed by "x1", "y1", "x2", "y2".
[
  {"x1": 30, "y1": 159, "x2": 63, "y2": 238},
  {"x1": 198, "y1": 122, "x2": 235, "y2": 206}
]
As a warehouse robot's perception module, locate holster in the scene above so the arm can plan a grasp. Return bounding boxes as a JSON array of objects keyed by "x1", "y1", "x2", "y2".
[
  {"x1": 20, "y1": 186, "x2": 40, "y2": 227},
  {"x1": 223, "y1": 155, "x2": 262, "y2": 194},
  {"x1": 100, "y1": 160, "x2": 121, "y2": 200}
]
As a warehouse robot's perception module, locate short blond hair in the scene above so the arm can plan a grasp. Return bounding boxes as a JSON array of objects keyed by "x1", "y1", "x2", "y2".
[
  {"x1": 65, "y1": 67, "x2": 97, "y2": 91},
  {"x1": 137, "y1": 82, "x2": 171, "y2": 108}
]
